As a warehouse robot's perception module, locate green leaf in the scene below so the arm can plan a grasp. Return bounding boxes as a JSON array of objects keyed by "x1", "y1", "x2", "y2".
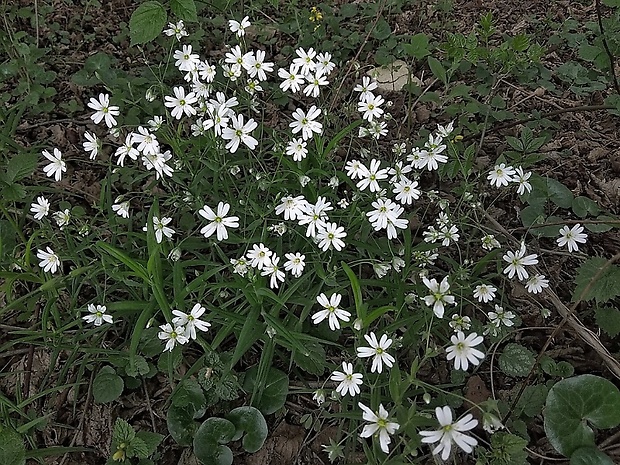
[
  {"x1": 498, "y1": 343, "x2": 535, "y2": 377},
  {"x1": 570, "y1": 447, "x2": 614, "y2": 465},
  {"x1": 125, "y1": 355, "x2": 149, "y2": 377},
  {"x1": 243, "y1": 366, "x2": 288, "y2": 415},
  {"x1": 0, "y1": 427, "x2": 26, "y2": 465},
  {"x1": 342, "y1": 261, "x2": 365, "y2": 320},
  {"x1": 7, "y1": 153, "x2": 38, "y2": 182},
  {"x1": 546, "y1": 178, "x2": 574, "y2": 208},
  {"x1": 578, "y1": 44, "x2": 603, "y2": 62},
  {"x1": 172, "y1": 378, "x2": 206, "y2": 410},
  {"x1": 595, "y1": 306, "x2": 620, "y2": 337},
  {"x1": 166, "y1": 404, "x2": 198, "y2": 446},
  {"x1": 572, "y1": 197, "x2": 600, "y2": 218},
  {"x1": 226, "y1": 406, "x2": 268, "y2": 453},
  {"x1": 135, "y1": 431, "x2": 163, "y2": 458},
  {"x1": 112, "y1": 418, "x2": 135, "y2": 444},
  {"x1": 490, "y1": 432, "x2": 528, "y2": 465},
  {"x1": 371, "y1": 18, "x2": 391, "y2": 41},
  {"x1": 126, "y1": 437, "x2": 149, "y2": 459},
  {"x1": 193, "y1": 418, "x2": 235, "y2": 465},
  {"x1": 292, "y1": 341, "x2": 325, "y2": 375},
  {"x1": 93, "y1": 366, "x2": 124, "y2": 403},
  {"x1": 129, "y1": 1, "x2": 167, "y2": 46},
  {"x1": 544, "y1": 374, "x2": 620, "y2": 457},
  {"x1": 428, "y1": 56, "x2": 447, "y2": 85},
  {"x1": 603, "y1": 0, "x2": 620, "y2": 6},
  {"x1": 572, "y1": 257, "x2": 620, "y2": 304},
  {"x1": 170, "y1": 0, "x2": 197, "y2": 22},
  {"x1": 515, "y1": 384, "x2": 547, "y2": 417},
  {"x1": 402, "y1": 33, "x2": 431, "y2": 59},
  {"x1": 585, "y1": 216, "x2": 617, "y2": 233}
]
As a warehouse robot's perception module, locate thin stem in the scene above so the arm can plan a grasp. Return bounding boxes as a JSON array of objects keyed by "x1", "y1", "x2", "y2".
[{"x1": 596, "y1": 0, "x2": 620, "y2": 95}]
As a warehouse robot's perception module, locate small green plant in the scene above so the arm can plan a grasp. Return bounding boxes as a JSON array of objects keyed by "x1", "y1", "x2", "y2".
[{"x1": 109, "y1": 418, "x2": 163, "y2": 463}]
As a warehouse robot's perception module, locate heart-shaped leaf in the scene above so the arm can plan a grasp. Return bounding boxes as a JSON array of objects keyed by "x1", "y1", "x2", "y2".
[
  {"x1": 193, "y1": 417, "x2": 236, "y2": 465},
  {"x1": 227, "y1": 406, "x2": 268, "y2": 453},
  {"x1": 544, "y1": 375, "x2": 620, "y2": 457},
  {"x1": 570, "y1": 447, "x2": 614, "y2": 465},
  {"x1": 166, "y1": 404, "x2": 198, "y2": 446},
  {"x1": 93, "y1": 366, "x2": 124, "y2": 403},
  {"x1": 243, "y1": 366, "x2": 289, "y2": 415}
]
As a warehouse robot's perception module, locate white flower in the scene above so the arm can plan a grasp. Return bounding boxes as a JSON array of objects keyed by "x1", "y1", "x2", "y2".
[
  {"x1": 356, "y1": 159, "x2": 388, "y2": 192},
  {"x1": 276, "y1": 195, "x2": 307, "y2": 221},
  {"x1": 164, "y1": 86, "x2": 198, "y2": 120},
  {"x1": 315, "y1": 52, "x2": 335, "y2": 76},
  {"x1": 224, "y1": 45, "x2": 254, "y2": 71},
  {"x1": 316, "y1": 222, "x2": 346, "y2": 252},
  {"x1": 446, "y1": 331, "x2": 485, "y2": 371},
  {"x1": 112, "y1": 199, "x2": 130, "y2": 218},
  {"x1": 419, "y1": 406, "x2": 478, "y2": 461},
  {"x1": 141, "y1": 149, "x2": 174, "y2": 179},
  {"x1": 278, "y1": 64, "x2": 305, "y2": 93},
  {"x1": 83, "y1": 304, "x2": 113, "y2": 326},
  {"x1": 292, "y1": 47, "x2": 317, "y2": 75},
  {"x1": 37, "y1": 247, "x2": 61, "y2": 274},
  {"x1": 42, "y1": 148, "x2": 66, "y2": 182},
  {"x1": 312, "y1": 390, "x2": 326, "y2": 406},
  {"x1": 261, "y1": 255, "x2": 286, "y2": 289},
  {"x1": 345, "y1": 159, "x2": 366, "y2": 180},
  {"x1": 358, "y1": 402, "x2": 399, "y2": 454},
  {"x1": 152, "y1": 216, "x2": 175, "y2": 244},
  {"x1": 449, "y1": 314, "x2": 472, "y2": 332},
  {"x1": 172, "y1": 303, "x2": 211, "y2": 340},
  {"x1": 83, "y1": 132, "x2": 100, "y2": 159},
  {"x1": 392, "y1": 178, "x2": 421, "y2": 205},
  {"x1": 481, "y1": 234, "x2": 501, "y2": 250},
  {"x1": 525, "y1": 274, "x2": 549, "y2": 294},
  {"x1": 513, "y1": 166, "x2": 532, "y2": 195},
  {"x1": 53, "y1": 209, "x2": 71, "y2": 229},
  {"x1": 303, "y1": 72, "x2": 329, "y2": 98},
  {"x1": 487, "y1": 163, "x2": 516, "y2": 188},
  {"x1": 358, "y1": 93, "x2": 384, "y2": 122},
  {"x1": 473, "y1": 284, "x2": 497, "y2": 303},
  {"x1": 148, "y1": 115, "x2": 164, "y2": 131},
  {"x1": 353, "y1": 76, "x2": 378, "y2": 101},
  {"x1": 557, "y1": 224, "x2": 587, "y2": 253},
  {"x1": 415, "y1": 135, "x2": 448, "y2": 171},
  {"x1": 366, "y1": 197, "x2": 399, "y2": 230},
  {"x1": 297, "y1": 196, "x2": 332, "y2": 237},
  {"x1": 133, "y1": 126, "x2": 159, "y2": 156},
  {"x1": 30, "y1": 196, "x2": 50, "y2": 220},
  {"x1": 158, "y1": 323, "x2": 189, "y2": 352},
  {"x1": 439, "y1": 225, "x2": 460, "y2": 246},
  {"x1": 247, "y1": 50, "x2": 273, "y2": 81},
  {"x1": 488, "y1": 305, "x2": 515, "y2": 328},
  {"x1": 422, "y1": 276, "x2": 455, "y2": 318},
  {"x1": 482, "y1": 412, "x2": 504, "y2": 433},
  {"x1": 286, "y1": 138, "x2": 308, "y2": 161},
  {"x1": 229, "y1": 16, "x2": 250, "y2": 37},
  {"x1": 198, "y1": 202, "x2": 239, "y2": 241},
  {"x1": 87, "y1": 93, "x2": 119, "y2": 128},
  {"x1": 436, "y1": 120, "x2": 455, "y2": 138},
  {"x1": 230, "y1": 256, "x2": 249, "y2": 276},
  {"x1": 164, "y1": 20, "x2": 188, "y2": 40},
  {"x1": 312, "y1": 293, "x2": 351, "y2": 330},
  {"x1": 284, "y1": 252, "x2": 305, "y2": 277},
  {"x1": 247, "y1": 243, "x2": 273, "y2": 270},
  {"x1": 356, "y1": 332, "x2": 395, "y2": 373},
  {"x1": 502, "y1": 243, "x2": 538, "y2": 281},
  {"x1": 115, "y1": 134, "x2": 139, "y2": 166},
  {"x1": 290, "y1": 105, "x2": 322, "y2": 141},
  {"x1": 221, "y1": 114, "x2": 258, "y2": 153},
  {"x1": 173, "y1": 44, "x2": 200, "y2": 71}
]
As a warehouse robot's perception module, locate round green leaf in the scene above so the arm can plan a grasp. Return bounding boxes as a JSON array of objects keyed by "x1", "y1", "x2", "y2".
[
  {"x1": 498, "y1": 343, "x2": 535, "y2": 377},
  {"x1": 544, "y1": 375, "x2": 620, "y2": 457},
  {"x1": 193, "y1": 418, "x2": 235, "y2": 465},
  {"x1": 570, "y1": 447, "x2": 614, "y2": 465},
  {"x1": 243, "y1": 366, "x2": 289, "y2": 415},
  {"x1": 172, "y1": 378, "x2": 206, "y2": 410},
  {"x1": 0, "y1": 427, "x2": 26, "y2": 465},
  {"x1": 227, "y1": 406, "x2": 268, "y2": 453},
  {"x1": 129, "y1": 1, "x2": 167, "y2": 46},
  {"x1": 166, "y1": 404, "x2": 198, "y2": 446},
  {"x1": 93, "y1": 366, "x2": 124, "y2": 403}
]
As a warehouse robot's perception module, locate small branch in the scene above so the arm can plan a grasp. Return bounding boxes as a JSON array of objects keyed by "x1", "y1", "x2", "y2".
[{"x1": 596, "y1": 0, "x2": 620, "y2": 95}]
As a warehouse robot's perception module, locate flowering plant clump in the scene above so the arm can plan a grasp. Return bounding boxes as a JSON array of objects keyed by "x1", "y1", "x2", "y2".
[{"x1": 11, "y1": 8, "x2": 618, "y2": 465}]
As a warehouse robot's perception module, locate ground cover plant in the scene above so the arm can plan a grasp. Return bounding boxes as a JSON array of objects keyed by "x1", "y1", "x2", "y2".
[{"x1": 2, "y1": 0, "x2": 620, "y2": 464}]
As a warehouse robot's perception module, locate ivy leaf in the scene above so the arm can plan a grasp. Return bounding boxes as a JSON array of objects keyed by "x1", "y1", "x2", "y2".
[
  {"x1": 498, "y1": 343, "x2": 535, "y2": 377},
  {"x1": 226, "y1": 406, "x2": 268, "y2": 453},
  {"x1": 544, "y1": 374, "x2": 620, "y2": 457},
  {"x1": 595, "y1": 306, "x2": 620, "y2": 338},
  {"x1": 193, "y1": 418, "x2": 235, "y2": 465},
  {"x1": 93, "y1": 366, "x2": 124, "y2": 403},
  {"x1": 129, "y1": 1, "x2": 167, "y2": 46},
  {"x1": 572, "y1": 257, "x2": 620, "y2": 304}
]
